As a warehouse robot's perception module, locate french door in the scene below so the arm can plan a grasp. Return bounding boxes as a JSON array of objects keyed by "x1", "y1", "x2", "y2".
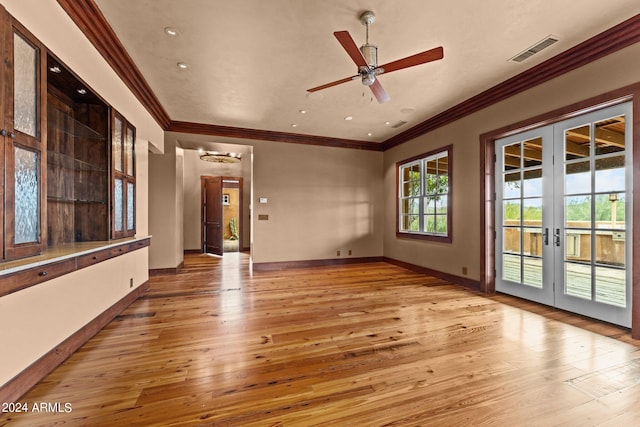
[{"x1": 495, "y1": 102, "x2": 632, "y2": 327}]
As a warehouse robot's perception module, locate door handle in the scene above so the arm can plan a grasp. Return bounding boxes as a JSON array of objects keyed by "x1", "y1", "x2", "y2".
[
  {"x1": 543, "y1": 228, "x2": 549, "y2": 246},
  {"x1": 554, "y1": 228, "x2": 561, "y2": 247}
]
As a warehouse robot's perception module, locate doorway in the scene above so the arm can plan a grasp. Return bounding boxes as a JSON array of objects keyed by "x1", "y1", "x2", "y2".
[
  {"x1": 495, "y1": 102, "x2": 632, "y2": 327},
  {"x1": 201, "y1": 176, "x2": 243, "y2": 256}
]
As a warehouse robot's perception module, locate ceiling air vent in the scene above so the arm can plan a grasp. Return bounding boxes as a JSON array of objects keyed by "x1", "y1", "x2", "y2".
[
  {"x1": 391, "y1": 120, "x2": 408, "y2": 129},
  {"x1": 509, "y1": 36, "x2": 559, "y2": 63}
]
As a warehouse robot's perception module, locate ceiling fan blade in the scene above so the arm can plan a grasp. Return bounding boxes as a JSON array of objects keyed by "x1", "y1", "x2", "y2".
[
  {"x1": 307, "y1": 75, "x2": 358, "y2": 92},
  {"x1": 334, "y1": 31, "x2": 369, "y2": 68},
  {"x1": 369, "y1": 79, "x2": 390, "y2": 104},
  {"x1": 377, "y1": 46, "x2": 444, "y2": 75}
]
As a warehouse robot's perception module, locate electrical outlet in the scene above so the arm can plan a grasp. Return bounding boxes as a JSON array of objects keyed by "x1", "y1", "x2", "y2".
[
  {"x1": 336, "y1": 250, "x2": 341, "y2": 256},
  {"x1": 348, "y1": 250, "x2": 352, "y2": 256},
  {"x1": 130, "y1": 278, "x2": 133, "y2": 288},
  {"x1": 462, "y1": 267, "x2": 468, "y2": 275}
]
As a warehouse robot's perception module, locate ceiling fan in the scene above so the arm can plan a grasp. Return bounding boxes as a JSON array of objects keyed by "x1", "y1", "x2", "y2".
[{"x1": 307, "y1": 10, "x2": 444, "y2": 104}]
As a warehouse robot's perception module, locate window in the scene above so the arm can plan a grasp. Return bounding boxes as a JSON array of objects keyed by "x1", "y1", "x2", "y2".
[{"x1": 397, "y1": 145, "x2": 452, "y2": 242}]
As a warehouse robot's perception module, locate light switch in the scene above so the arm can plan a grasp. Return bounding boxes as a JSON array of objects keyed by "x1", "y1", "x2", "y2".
[{"x1": 259, "y1": 197, "x2": 268, "y2": 204}]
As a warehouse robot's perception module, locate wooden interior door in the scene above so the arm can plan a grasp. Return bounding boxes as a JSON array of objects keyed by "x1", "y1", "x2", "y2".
[{"x1": 203, "y1": 176, "x2": 223, "y2": 256}]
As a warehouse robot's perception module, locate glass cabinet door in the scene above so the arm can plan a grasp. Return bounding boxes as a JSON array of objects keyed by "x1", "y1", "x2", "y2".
[
  {"x1": 3, "y1": 23, "x2": 45, "y2": 259},
  {"x1": 111, "y1": 111, "x2": 135, "y2": 239}
]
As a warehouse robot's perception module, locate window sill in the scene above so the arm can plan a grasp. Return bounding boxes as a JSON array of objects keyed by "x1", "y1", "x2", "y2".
[{"x1": 396, "y1": 231, "x2": 452, "y2": 244}]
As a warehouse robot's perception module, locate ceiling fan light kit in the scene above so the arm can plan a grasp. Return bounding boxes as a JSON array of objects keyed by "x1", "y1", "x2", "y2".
[
  {"x1": 307, "y1": 10, "x2": 444, "y2": 104},
  {"x1": 199, "y1": 151, "x2": 242, "y2": 163}
]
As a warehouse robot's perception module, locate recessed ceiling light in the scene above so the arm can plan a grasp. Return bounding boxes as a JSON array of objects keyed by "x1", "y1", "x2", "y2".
[
  {"x1": 177, "y1": 62, "x2": 189, "y2": 69},
  {"x1": 49, "y1": 65, "x2": 61, "y2": 73},
  {"x1": 299, "y1": 110, "x2": 307, "y2": 114},
  {"x1": 164, "y1": 27, "x2": 178, "y2": 36},
  {"x1": 291, "y1": 124, "x2": 298, "y2": 128},
  {"x1": 367, "y1": 132, "x2": 373, "y2": 136},
  {"x1": 384, "y1": 121, "x2": 391, "y2": 125},
  {"x1": 77, "y1": 88, "x2": 87, "y2": 95},
  {"x1": 344, "y1": 116, "x2": 353, "y2": 121}
]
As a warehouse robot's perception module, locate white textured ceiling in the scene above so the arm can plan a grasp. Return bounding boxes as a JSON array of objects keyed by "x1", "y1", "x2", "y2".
[{"x1": 94, "y1": 0, "x2": 640, "y2": 144}]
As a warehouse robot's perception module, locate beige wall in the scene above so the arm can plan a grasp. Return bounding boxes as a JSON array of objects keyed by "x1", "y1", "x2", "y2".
[
  {"x1": 150, "y1": 133, "x2": 384, "y2": 266},
  {"x1": 0, "y1": 0, "x2": 161, "y2": 386},
  {"x1": 251, "y1": 141, "x2": 384, "y2": 263},
  {"x1": 148, "y1": 138, "x2": 184, "y2": 269},
  {"x1": 383, "y1": 42, "x2": 640, "y2": 281}
]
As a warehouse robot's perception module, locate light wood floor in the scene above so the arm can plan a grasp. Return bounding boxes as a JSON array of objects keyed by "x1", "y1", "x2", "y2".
[{"x1": 2, "y1": 253, "x2": 639, "y2": 426}]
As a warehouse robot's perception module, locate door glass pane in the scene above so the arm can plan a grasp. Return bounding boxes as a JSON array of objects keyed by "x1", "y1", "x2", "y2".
[
  {"x1": 504, "y1": 142, "x2": 521, "y2": 170},
  {"x1": 125, "y1": 126, "x2": 134, "y2": 176},
  {"x1": 13, "y1": 33, "x2": 38, "y2": 137},
  {"x1": 523, "y1": 169, "x2": 542, "y2": 197},
  {"x1": 566, "y1": 230, "x2": 591, "y2": 264},
  {"x1": 523, "y1": 256, "x2": 543, "y2": 288},
  {"x1": 114, "y1": 178, "x2": 123, "y2": 231},
  {"x1": 594, "y1": 266, "x2": 625, "y2": 307},
  {"x1": 595, "y1": 156, "x2": 625, "y2": 193},
  {"x1": 565, "y1": 262, "x2": 591, "y2": 300},
  {"x1": 15, "y1": 147, "x2": 39, "y2": 243},
  {"x1": 595, "y1": 230, "x2": 624, "y2": 267},
  {"x1": 594, "y1": 193, "x2": 625, "y2": 228},
  {"x1": 127, "y1": 182, "x2": 134, "y2": 231},
  {"x1": 503, "y1": 172, "x2": 520, "y2": 198},
  {"x1": 503, "y1": 200, "x2": 520, "y2": 224},
  {"x1": 503, "y1": 254, "x2": 521, "y2": 283},
  {"x1": 565, "y1": 124, "x2": 590, "y2": 161},
  {"x1": 565, "y1": 195, "x2": 591, "y2": 228},
  {"x1": 523, "y1": 198, "x2": 542, "y2": 223},
  {"x1": 503, "y1": 228, "x2": 521, "y2": 253},
  {"x1": 523, "y1": 137, "x2": 542, "y2": 168},
  {"x1": 565, "y1": 161, "x2": 590, "y2": 194},
  {"x1": 523, "y1": 227, "x2": 542, "y2": 256},
  {"x1": 113, "y1": 116, "x2": 123, "y2": 172},
  {"x1": 595, "y1": 116, "x2": 625, "y2": 155}
]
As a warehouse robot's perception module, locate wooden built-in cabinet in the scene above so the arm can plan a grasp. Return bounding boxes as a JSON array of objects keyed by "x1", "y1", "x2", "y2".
[
  {"x1": 47, "y1": 53, "x2": 110, "y2": 246},
  {"x1": 0, "y1": 6, "x2": 138, "y2": 268}
]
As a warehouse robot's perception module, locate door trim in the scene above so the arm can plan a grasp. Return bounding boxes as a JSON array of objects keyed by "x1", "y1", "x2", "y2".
[
  {"x1": 200, "y1": 175, "x2": 244, "y2": 254},
  {"x1": 480, "y1": 83, "x2": 640, "y2": 338}
]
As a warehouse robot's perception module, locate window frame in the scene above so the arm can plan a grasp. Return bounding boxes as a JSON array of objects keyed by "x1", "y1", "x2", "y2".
[{"x1": 396, "y1": 145, "x2": 453, "y2": 243}]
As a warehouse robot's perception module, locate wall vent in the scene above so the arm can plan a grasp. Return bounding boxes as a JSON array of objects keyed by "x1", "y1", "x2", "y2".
[
  {"x1": 391, "y1": 120, "x2": 408, "y2": 129},
  {"x1": 509, "y1": 36, "x2": 559, "y2": 63}
]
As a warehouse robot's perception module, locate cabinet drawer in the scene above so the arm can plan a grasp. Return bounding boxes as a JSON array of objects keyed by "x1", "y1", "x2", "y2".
[
  {"x1": 0, "y1": 258, "x2": 76, "y2": 297},
  {"x1": 76, "y1": 249, "x2": 113, "y2": 269}
]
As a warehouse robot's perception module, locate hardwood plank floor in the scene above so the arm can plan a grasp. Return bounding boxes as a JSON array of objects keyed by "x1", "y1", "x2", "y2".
[{"x1": 2, "y1": 253, "x2": 639, "y2": 426}]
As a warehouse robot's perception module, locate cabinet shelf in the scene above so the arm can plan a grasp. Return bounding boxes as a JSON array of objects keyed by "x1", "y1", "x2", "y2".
[
  {"x1": 47, "y1": 196, "x2": 106, "y2": 204},
  {"x1": 48, "y1": 106, "x2": 105, "y2": 141},
  {"x1": 47, "y1": 150, "x2": 106, "y2": 173}
]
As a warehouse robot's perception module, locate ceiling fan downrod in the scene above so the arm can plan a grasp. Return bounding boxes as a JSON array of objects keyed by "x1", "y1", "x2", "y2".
[{"x1": 359, "y1": 11, "x2": 378, "y2": 85}]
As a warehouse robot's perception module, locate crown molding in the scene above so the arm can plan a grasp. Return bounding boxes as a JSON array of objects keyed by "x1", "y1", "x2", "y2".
[
  {"x1": 56, "y1": 0, "x2": 171, "y2": 129},
  {"x1": 167, "y1": 121, "x2": 383, "y2": 151},
  {"x1": 57, "y1": 1, "x2": 640, "y2": 151},
  {"x1": 382, "y1": 13, "x2": 640, "y2": 150}
]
